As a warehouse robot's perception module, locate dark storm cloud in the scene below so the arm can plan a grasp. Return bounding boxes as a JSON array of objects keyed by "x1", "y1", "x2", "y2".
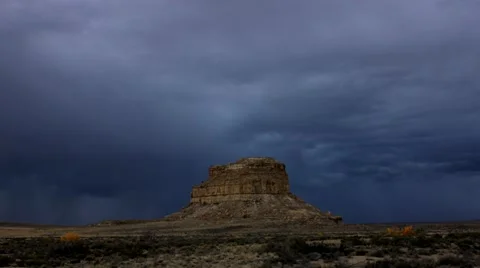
[{"x1": 1, "y1": 0, "x2": 479, "y2": 224}]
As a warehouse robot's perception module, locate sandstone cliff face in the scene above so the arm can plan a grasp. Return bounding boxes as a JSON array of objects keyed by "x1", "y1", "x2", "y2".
[
  {"x1": 165, "y1": 157, "x2": 343, "y2": 225},
  {"x1": 190, "y1": 157, "x2": 290, "y2": 204}
]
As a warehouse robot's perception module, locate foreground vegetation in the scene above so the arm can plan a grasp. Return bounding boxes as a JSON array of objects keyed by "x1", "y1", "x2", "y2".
[{"x1": 1, "y1": 229, "x2": 480, "y2": 267}]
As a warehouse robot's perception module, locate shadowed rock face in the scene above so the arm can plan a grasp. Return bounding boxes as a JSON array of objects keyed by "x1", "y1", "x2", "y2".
[
  {"x1": 165, "y1": 157, "x2": 343, "y2": 224},
  {"x1": 190, "y1": 157, "x2": 290, "y2": 204}
]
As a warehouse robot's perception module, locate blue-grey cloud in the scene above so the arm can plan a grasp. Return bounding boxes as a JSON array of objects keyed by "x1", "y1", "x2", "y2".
[{"x1": 1, "y1": 0, "x2": 479, "y2": 225}]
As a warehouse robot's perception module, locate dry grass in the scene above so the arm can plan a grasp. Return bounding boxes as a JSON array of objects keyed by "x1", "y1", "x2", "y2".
[
  {"x1": 386, "y1": 225, "x2": 416, "y2": 236},
  {"x1": 1, "y1": 220, "x2": 480, "y2": 267},
  {"x1": 60, "y1": 232, "x2": 81, "y2": 242}
]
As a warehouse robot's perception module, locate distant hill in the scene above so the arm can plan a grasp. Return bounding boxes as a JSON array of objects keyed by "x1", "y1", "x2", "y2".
[
  {"x1": 353, "y1": 219, "x2": 480, "y2": 226},
  {"x1": 0, "y1": 222, "x2": 68, "y2": 228}
]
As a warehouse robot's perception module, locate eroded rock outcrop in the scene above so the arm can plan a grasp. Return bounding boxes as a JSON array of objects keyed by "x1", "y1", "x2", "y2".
[
  {"x1": 191, "y1": 157, "x2": 290, "y2": 203},
  {"x1": 166, "y1": 157, "x2": 343, "y2": 225}
]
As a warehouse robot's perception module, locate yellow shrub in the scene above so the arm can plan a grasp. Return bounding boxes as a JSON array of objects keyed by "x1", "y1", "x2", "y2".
[
  {"x1": 402, "y1": 225, "x2": 414, "y2": 236},
  {"x1": 386, "y1": 226, "x2": 415, "y2": 236},
  {"x1": 60, "y1": 232, "x2": 80, "y2": 242},
  {"x1": 386, "y1": 227, "x2": 399, "y2": 236}
]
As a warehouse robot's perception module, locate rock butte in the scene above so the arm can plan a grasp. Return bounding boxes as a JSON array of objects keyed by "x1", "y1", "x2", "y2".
[
  {"x1": 191, "y1": 157, "x2": 290, "y2": 203},
  {"x1": 165, "y1": 157, "x2": 342, "y2": 224}
]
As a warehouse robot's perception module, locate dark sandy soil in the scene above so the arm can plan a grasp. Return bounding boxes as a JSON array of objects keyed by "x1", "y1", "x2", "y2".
[{"x1": 1, "y1": 220, "x2": 480, "y2": 267}]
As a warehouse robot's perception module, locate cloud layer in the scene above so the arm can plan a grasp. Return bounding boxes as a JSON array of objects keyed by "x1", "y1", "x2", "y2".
[{"x1": 1, "y1": 0, "x2": 479, "y2": 225}]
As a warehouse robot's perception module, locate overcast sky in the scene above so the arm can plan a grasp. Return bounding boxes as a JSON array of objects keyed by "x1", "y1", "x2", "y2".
[{"x1": 1, "y1": 0, "x2": 479, "y2": 225}]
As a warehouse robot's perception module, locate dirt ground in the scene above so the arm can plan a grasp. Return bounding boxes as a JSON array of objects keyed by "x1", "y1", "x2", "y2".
[{"x1": 1, "y1": 220, "x2": 480, "y2": 267}]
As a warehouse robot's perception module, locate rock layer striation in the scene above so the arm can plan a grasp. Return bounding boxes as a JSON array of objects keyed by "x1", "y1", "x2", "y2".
[
  {"x1": 190, "y1": 157, "x2": 289, "y2": 204},
  {"x1": 166, "y1": 157, "x2": 342, "y2": 224}
]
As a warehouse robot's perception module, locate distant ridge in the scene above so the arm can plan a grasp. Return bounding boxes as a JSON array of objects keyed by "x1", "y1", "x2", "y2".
[
  {"x1": 0, "y1": 222, "x2": 68, "y2": 228},
  {"x1": 352, "y1": 219, "x2": 480, "y2": 226}
]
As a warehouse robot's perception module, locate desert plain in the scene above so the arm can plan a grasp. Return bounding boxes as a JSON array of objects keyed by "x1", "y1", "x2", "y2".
[{"x1": 1, "y1": 219, "x2": 480, "y2": 268}]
